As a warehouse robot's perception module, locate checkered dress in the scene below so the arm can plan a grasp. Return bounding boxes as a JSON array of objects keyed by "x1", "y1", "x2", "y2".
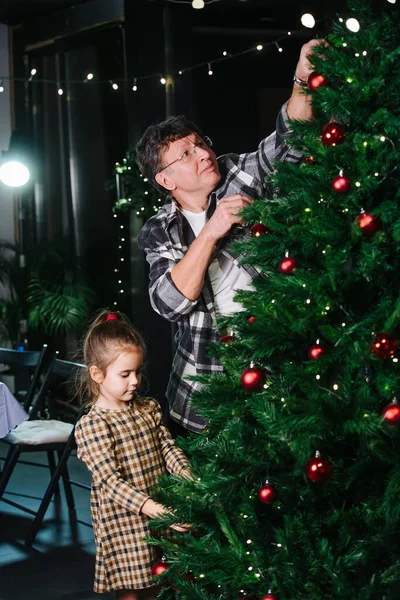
[
  {"x1": 137, "y1": 102, "x2": 303, "y2": 434},
  {"x1": 74, "y1": 399, "x2": 190, "y2": 593}
]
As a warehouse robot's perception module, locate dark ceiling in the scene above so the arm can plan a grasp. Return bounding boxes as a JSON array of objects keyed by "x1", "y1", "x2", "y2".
[{"x1": 0, "y1": 0, "x2": 348, "y2": 29}]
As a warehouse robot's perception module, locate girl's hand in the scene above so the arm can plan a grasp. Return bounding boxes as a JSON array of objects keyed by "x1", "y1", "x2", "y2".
[{"x1": 141, "y1": 498, "x2": 191, "y2": 532}]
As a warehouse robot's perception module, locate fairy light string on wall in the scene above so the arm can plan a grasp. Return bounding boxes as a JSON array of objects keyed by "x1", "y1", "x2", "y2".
[{"x1": 0, "y1": 17, "x2": 325, "y2": 96}]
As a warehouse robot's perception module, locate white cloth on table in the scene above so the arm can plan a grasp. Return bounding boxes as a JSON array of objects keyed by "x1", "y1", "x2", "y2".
[{"x1": 0, "y1": 381, "x2": 29, "y2": 438}]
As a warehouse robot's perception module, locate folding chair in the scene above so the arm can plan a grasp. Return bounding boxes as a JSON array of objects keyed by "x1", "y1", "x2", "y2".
[
  {"x1": 0, "y1": 356, "x2": 88, "y2": 546},
  {"x1": 0, "y1": 345, "x2": 51, "y2": 412}
]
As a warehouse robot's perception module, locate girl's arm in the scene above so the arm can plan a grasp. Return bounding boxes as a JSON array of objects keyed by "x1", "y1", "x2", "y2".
[{"x1": 152, "y1": 402, "x2": 192, "y2": 477}]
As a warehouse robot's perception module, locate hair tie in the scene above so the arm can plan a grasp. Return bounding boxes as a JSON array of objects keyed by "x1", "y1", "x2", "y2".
[{"x1": 106, "y1": 313, "x2": 119, "y2": 322}]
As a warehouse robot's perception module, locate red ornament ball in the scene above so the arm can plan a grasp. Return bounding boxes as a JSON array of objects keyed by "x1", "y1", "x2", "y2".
[
  {"x1": 250, "y1": 223, "x2": 269, "y2": 237},
  {"x1": 220, "y1": 334, "x2": 234, "y2": 345},
  {"x1": 309, "y1": 344, "x2": 324, "y2": 360},
  {"x1": 356, "y1": 212, "x2": 381, "y2": 238},
  {"x1": 382, "y1": 402, "x2": 400, "y2": 425},
  {"x1": 332, "y1": 174, "x2": 350, "y2": 193},
  {"x1": 151, "y1": 559, "x2": 168, "y2": 577},
  {"x1": 306, "y1": 453, "x2": 333, "y2": 483},
  {"x1": 321, "y1": 122, "x2": 346, "y2": 147},
  {"x1": 261, "y1": 595, "x2": 278, "y2": 600},
  {"x1": 248, "y1": 316, "x2": 256, "y2": 323},
  {"x1": 305, "y1": 155, "x2": 315, "y2": 164},
  {"x1": 241, "y1": 364, "x2": 266, "y2": 392},
  {"x1": 258, "y1": 482, "x2": 277, "y2": 505},
  {"x1": 308, "y1": 71, "x2": 329, "y2": 91},
  {"x1": 371, "y1": 332, "x2": 397, "y2": 359},
  {"x1": 279, "y1": 256, "x2": 296, "y2": 274}
]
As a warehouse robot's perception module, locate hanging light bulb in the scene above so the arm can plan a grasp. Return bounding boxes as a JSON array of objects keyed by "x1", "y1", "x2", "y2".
[
  {"x1": 275, "y1": 42, "x2": 283, "y2": 53},
  {"x1": 256, "y1": 44, "x2": 263, "y2": 51},
  {"x1": 301, "y1": 13, "x2": 316, "y2": 28},
  {"x1": 0, "y1": 131, "x2": 31, "y2": 188},
  {"x1": 208, "y1": 62, "x2": 213, "y2": 75},
  {"x1": 84, "y1": 72, "x2": 94, "y2": 82},
  {"x1": 346, "y1": 17, "x2": 360, "y2": 32},
  {"x1": 132, "y1": 77, "x2": 138, "y2": 91},
  {"x1": 57, "y1": 87, "x2": 64, "y2": 96},
  {"x1": 192, "y1": 0, "x2": 205, "y2": 8},
  {"x1": 110, "y1": 80, "x2": 118, "y2": 90},
  {"x1": 0, "y1": 79, "x2": 4, "y2": 93},
  {"x1": 160, "y1": 77, "x2": 166, "y2": 85}
]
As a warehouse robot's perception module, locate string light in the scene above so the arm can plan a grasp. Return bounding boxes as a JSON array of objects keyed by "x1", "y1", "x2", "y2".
[
  {"x1": 192, "y1": 0, "x2": 205, "y2": 8},
  {"x1": 208, "y1": 62, "x2": 213, "y2": 75},
  {"x1": 301, "y1": 13, "x2": 316, "y2": 28},
  {"x1": 275, "y1": 42, "x2": 283, "y2": 53},
  {"x1": 57, "y1": 87, "x2": 64, "y2": 96},
  {"x1": 110, "y1": 80, "x2": 119, "y2": 90},
  {"x1": 256, "y1": 44, "x2": 263, "y2": 51},
  {"x1": 132, "y1": 78, "x2": 138, "y2": 91},
  {"x1": 29, "y1": 68, "x2": 37, "y2": 82},
  {"x1": 346, "y1": 17, "x2": 360, "y2": 32},
  {"x1": 0, "y1": 79, "x2": 3, "y2": 93},
  {"x1": 160, "y1": 77, "x2": 166, "y2": 85}
]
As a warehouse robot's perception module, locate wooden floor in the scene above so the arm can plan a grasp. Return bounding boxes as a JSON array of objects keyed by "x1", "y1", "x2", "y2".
[{"x1": 0, "y1": 449, "x2": 113, "y2": 600}]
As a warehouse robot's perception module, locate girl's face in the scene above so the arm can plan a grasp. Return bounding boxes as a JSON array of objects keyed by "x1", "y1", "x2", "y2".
[{"x1": 95, "y1": 347, "x2": 143, "y2": 408}]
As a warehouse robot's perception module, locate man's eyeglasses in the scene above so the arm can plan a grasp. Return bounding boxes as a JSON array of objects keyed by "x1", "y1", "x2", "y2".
[{"x1": 158, "y1": 136, "x2": 213, "y2": 173}]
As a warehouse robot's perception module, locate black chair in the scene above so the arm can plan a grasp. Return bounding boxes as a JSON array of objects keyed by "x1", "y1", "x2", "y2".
[
  {"x1": 0, "y1": 356, "x2": 88, "y2": 546},
  {"x1": 0, "y1": 345, "x2": 51, "y2": 411}
]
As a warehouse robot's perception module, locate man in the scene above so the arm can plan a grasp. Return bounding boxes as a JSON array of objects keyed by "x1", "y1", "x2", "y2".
[{"x1": 137, "y1": 41, "x2": 319, "y2": 434}]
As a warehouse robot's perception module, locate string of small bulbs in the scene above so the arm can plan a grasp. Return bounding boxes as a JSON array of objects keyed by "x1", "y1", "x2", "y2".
[{"x1": 0, "y1": 12, "x2": 328, "y2": 97}]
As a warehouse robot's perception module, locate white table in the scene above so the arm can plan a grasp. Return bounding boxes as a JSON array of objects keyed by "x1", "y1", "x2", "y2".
[{"x1": 0, "y1": 381, "x2": 28, "y2": 438}]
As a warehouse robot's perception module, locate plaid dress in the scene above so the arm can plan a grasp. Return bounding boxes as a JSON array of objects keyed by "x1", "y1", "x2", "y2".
[
  {"x1": 74, "y1": 399, "x2": 190, "y2": 593},
  {"x1": 137, "y1": 102, "x2": 303, "y2": 433}
]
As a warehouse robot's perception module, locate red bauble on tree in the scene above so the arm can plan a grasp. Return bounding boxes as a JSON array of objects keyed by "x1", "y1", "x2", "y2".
[
  {"x1": 151, "y1": 557, "x2": 168, "y2": 576},
  {"x1": 248, "y1": 315, "x2": 256, "y2": 323},
  {"x1": 371, "y1": 332, "x2": 397, "y2": 359},
  {"x1": 241, "y1": 361, "x2": 266, "y2": 392},
  {"x1": 306, "y1": 451, "x2": 333, "y2": 483},
  {"x1": 308, "y1": 71, "x2": 329, "y2": 91},
  {"x1": 305, "y1": 155, "x2": 315, "y2": 164},
  {"x1": 356, "y1": 211, "x2": 381, "y2": 238},
  {"x1": 258, "y1": 481, "x2": 277, "y2": 505},
  {"x1": 279, "y1": 255, "x2": 296, "y2": 274},
  {"x1": 332, "y1": 172, "x2": 351, "y2": 193},
  {"x1": 220, "y1": 334, "x2": 234, "y2": 345},
  {"x1": 321, "y1": 122, "x2": 346, "y2": 146},
  {"x1": 250, "y1": 223, "x2": 269, "y2": 237},
  {"x1": 261, "y1": 594, "x2": 278, "y2": 600},
  {"x1": 309, "y1": 341, "x2": 324, "y2": 360},
  {"x1": 382, "y1": 400, "x2": 400, "y2": 425}
]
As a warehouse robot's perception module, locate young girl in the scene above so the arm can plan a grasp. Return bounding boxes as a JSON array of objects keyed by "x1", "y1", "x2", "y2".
[{"x1": 75, "y1": 311, "x2": 191, "y2": 600}]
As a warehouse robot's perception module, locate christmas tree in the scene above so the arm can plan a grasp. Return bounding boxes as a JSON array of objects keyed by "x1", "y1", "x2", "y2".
[{"x1": 149, "y1": 1, "x2": 400, "y2": 598}]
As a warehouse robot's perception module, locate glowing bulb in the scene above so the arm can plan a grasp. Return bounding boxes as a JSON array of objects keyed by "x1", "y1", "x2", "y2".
[
  {"x1": 301, "y1": 13, "x2": 316, "y2": 28},
  {"x1": 387, "y1": 0, "x2": 396, "y2": 3},
  {"x1": 0, "y1": 161, "x2": 30, "y2": 187},
  {"x1": 256, "y1": 44, "x2": 263, "y2": 51},
  {"x1": 57, "y1": 88, "x2": 64, "y2": 95},
  {"x1": 112, "y1": 82, "x2": 118, "y2": 90},
  {"x1": 192, "y1": 0, "x2": 205, "y2": 8},
  {"x1": 86, "y1": 72, "x2": 94, "y2": 80},
  {"x1": 0, "y1": 85, "x2": 4, "y2": 93},
  {"x1": 346, "y1": 18, "x2": 360, "y2": 32},
  {"x1": 31, "y1": 68, "x2": 37, "y2": 76},
  {"x1": 222, "y1": 51, "x2": 227, "y2": 56},
  {"x1": 208, "y1": 63, "x2": 213, "y2": 76},
  {"x1": 160, "y1": 77, "x2": 166, "y2": 85}
]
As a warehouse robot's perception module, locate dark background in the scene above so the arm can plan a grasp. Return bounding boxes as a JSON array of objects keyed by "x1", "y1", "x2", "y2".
[{"x1": 0, "y1": 0, "x2": 348, "y2": 405}]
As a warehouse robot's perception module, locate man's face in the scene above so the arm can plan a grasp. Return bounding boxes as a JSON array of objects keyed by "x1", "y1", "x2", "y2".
[{"x1": 155, "y1": 134, "x2": 221, "y2": 200}]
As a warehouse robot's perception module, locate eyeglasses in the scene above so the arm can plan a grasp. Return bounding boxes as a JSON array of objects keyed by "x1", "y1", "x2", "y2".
[{"x1": 158, "y1": 136, "x2": 213, "y2": 173}]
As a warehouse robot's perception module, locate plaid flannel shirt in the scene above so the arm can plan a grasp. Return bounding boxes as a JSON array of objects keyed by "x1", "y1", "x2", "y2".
[{"x1": 137, "y1": 102, "x2": 303, "y2": 433}]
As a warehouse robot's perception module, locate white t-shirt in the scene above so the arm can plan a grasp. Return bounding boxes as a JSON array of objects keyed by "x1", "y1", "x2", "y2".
[{"x1": 181, "y1": 208, "x2": 253, "y2": 318}]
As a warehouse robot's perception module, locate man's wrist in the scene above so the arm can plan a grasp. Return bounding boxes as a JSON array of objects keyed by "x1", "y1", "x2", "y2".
[{"x1": 293, "y1": 74, "x2": 308, "y2": 88}]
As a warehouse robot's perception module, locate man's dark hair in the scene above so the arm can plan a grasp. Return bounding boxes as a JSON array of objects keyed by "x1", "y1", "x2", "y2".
[{"x1": 135, "y1": 115, "x2": 205, "y2": 194}]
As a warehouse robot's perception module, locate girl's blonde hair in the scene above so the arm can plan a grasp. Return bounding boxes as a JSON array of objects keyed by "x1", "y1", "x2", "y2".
[{"x1": 81, "y1": 310, "x2": 151, "y2": 411}]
